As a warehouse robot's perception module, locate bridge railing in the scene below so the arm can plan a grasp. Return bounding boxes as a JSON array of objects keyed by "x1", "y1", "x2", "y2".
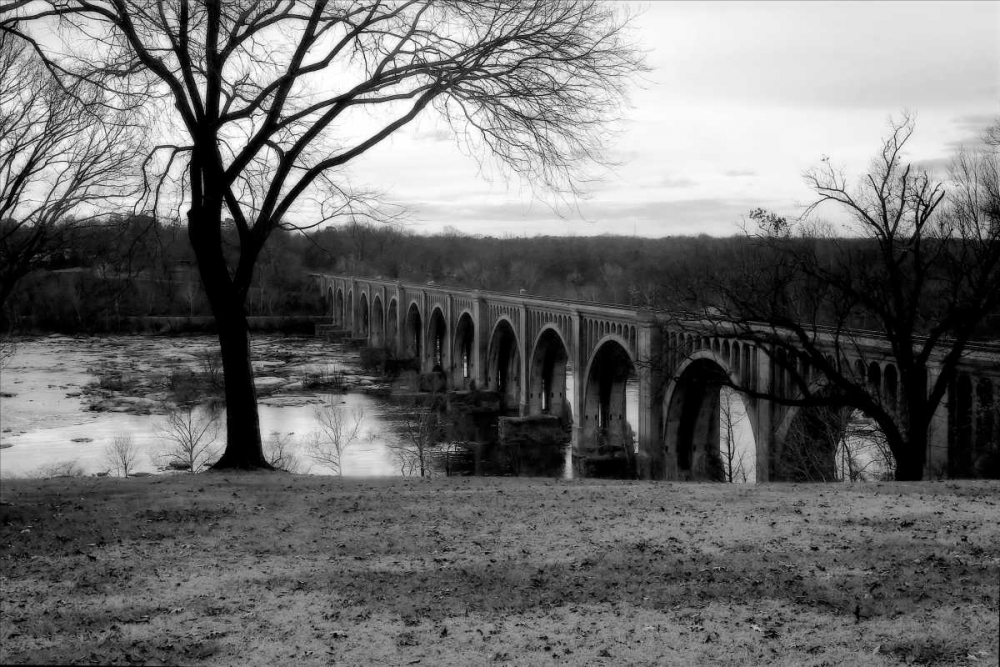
[{"x1": 314, "y1": 273, "x2": 1000, "y2": 365}]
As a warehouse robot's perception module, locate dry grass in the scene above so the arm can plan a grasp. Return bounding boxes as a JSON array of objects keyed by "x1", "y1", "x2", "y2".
[{"x1": 1, "y1": 475, "x2": 997, "y2": 666}]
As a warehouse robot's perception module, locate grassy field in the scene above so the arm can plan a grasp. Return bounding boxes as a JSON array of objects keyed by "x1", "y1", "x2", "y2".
[{"x1": 1, "y1": 474, "x2": 997, "y2": 666}]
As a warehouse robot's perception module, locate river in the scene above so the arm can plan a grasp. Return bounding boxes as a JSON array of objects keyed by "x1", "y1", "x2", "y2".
[
  {"x1": 0, "y1": 335, "x2": 413, "y2": 478},
  {"x1": 1, "y1": 335, "x2": 760, "y2": 481}
]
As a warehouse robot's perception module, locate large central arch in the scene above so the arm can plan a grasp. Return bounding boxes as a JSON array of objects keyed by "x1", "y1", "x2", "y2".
[
  {"x1": 528, "y1": 327, "x2": 572, "y2": 422},
  {"x1": 663, "y1": 353, "x2": 763, "y2": 482},
  {"x1": 488, "y1": 318, "x2": 521, "y2": 411},
  {"x1": 663, "y1": 358, "x2": 729, "y2": 480}
]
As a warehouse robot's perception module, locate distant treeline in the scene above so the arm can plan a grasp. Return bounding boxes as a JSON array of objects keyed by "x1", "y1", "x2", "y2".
[{"x1": 4, "y1": 215, "x2": 999, "y2": 339}]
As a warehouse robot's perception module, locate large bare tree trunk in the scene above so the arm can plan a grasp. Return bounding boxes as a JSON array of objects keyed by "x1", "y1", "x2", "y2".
[
  {"x1": 893, "y1": 433, "x2": 927, "y2": 481},
  {"x1": 188, "y1": 203, "x2": 268, "y2": 469},
  {"x1": 213, "y1": 311, "x2": 267, "y2": 468}
]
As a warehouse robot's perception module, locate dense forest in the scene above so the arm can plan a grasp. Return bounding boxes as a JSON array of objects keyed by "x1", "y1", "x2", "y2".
[
  {"x1": 3, "y1": 214, "x2": 1000, "y2": 342},
  {"x1": 0, "y1": 213, "x2": 740, "y2": 331}
]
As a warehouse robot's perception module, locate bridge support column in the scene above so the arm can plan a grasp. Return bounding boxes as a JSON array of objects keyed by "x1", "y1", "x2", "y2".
[
  {"x1": 474, "y1": 293, "x2": 489, "y2": 389},
  {"x1": 926, "y1": 365, "x2": 950, "y2": 478},
  {"x1": 445, "y1": 295, "x2": 454, "y2": 388},
  {"x1": 349, "y1": 278, "x2": 358, "y2": 337},
  {"x1": 570, "y1": 310, "x2": 586, "y2": 465},
  {"x1": 419, "y1": 289, "x2": 429, "y2": 374},
  {"x1": 754, "y1": 348, "x2": 774, "y2": 483},
  {"x1": 636, "y1": 315, "x2": 664, "y2": 480},
  {"x1": 518, "y1": 303, "x2": 529, "y2": 415},
  {"x1": 392, "y1": 283, "x2": 405, "y2": 359}
]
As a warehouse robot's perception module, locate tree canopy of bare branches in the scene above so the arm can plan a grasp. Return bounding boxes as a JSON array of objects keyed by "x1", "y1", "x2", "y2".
[
  {"x1": 1, "y1": 0, "x2": 644, "y2": 468},
  {"x1": 660, "y1": 114, "x2": 1000, "y2": 481},
  {"x1": 159, "y1": 403, "x2": 220, "y2": 472},
  {"x1": 0, "y1": 30, "x2": 142, "y2": 311}
]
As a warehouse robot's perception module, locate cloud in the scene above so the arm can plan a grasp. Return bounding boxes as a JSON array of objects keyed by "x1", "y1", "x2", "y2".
[
  {"x1": 945, "y1": 113, "x2": 1000, "y2": 151},
  {"x1": 723, "y1": 169, "x2": 756, "y2": 178},
  {"x1": 406, "y1": 196, "x2": 789, "y2": 237},
  {"x1": 911, "y1": 157, "x2": 951, "y2": 177}
]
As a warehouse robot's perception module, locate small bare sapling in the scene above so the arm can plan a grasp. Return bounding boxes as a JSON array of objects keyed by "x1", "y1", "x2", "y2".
[
  {"x1": 308, "y1": 400, "x2": 365, "y2": 475},
  {"x1": 104, "y1": 433, "x2": 140, "y2": 477},
  {"x1": 265, "y1": 431, "x2": 302, "y2": 473},
  {"x1": 159, "y1": 404, "x2": 220, "y2": 472}
]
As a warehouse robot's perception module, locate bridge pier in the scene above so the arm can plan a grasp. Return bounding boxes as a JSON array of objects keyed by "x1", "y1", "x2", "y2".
[{"x1": 636, "y1": 315, "x2": 664, "y2": 479}]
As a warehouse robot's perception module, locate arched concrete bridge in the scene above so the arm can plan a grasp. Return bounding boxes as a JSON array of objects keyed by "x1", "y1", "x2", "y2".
[{"x1": 314, "y1": 274, "x2": 1000, "y2": 481}]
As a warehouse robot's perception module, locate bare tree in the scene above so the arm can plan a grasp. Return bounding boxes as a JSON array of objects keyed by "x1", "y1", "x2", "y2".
[
  {"x1": 509, "y1": 260, "x2": 542, "y2": 294},
  {"x1": 659, "y1": 114, "x2": 1000, "y2": 481},
  {"x1": 2, "y1": 1, "x2": 645, "y2": 468},
  {"x1": 835, "y1": 413, "x2": 895, "y2": 482},
  {"x1": 308, "y1": 401, "x2": 365, "y2": 475},
  {"x1": 0, "y1": 331, "x2": 13, "y2": 369},
  {"x1": 719, "y1": 387, "x2": 748, "y2": 483},
  {"x1": 103, "y1": 433, "x2": 141, "y2": 477},
  {"x1": 264, "y1": 431, "x2": 302, "y2": 473},
  {"x1": 389, "y1": 403, "x2": 442, "y2": 477},
  {"x1": 0, "y1": 30, "x2": 141, "y2": 314},
  {"x1": 159, "y1": 404, "x2": 220, "y2": 472},
  {"x1": 599, "y1": 262, "x2": 625, "y2": 303}
]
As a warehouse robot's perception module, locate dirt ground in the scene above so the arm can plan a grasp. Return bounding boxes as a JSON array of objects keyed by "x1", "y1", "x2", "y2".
[{"x1": 1, "y1": 474, "x2": 997, "y2": 666}]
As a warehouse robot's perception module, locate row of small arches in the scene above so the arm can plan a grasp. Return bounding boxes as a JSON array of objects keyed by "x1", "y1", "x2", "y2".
[{"x1": 585, "y1": 319, "x2": 637, "y2": 357}]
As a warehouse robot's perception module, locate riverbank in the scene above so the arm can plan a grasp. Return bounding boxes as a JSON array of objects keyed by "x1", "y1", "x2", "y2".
[{"x1": 2, "y1": 475, "x2": 997, "y2": 666}]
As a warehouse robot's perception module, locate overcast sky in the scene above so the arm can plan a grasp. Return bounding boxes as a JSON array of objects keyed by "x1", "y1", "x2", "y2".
[{"x1": 346, "y1": 1, "x2": 1000, "y2": 238}]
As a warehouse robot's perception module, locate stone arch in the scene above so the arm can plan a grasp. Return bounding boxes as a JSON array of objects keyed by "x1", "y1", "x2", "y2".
[
  {"x1": 428, "y1": 307, "x2": 447, "y2": 371},
  {"x1": 663, "y1": 355, "x2": 729, "y2": 481},
  {"x1": 661, "y1": 350, "x2": 762, "y2": 482},
  {"x1": 334, "y1": 288, "x2": 345, "y2": 327},
  {"x1": 404, "y1": 302, "x2": 422, "y2": 362},
  {"x1": 528, "y1": 325, "x2": 572, "y2": 421},
  {"x1": 581, "y1": 336, "x2": 637, "y2": 476},
  {"x1": 488, "y1": 317, "x2": 521, "y2": 411},
  {"x1": 776, "y1": 401, "x2": 848, "y2": 482},
  {"x1": 771, "y1": 361, "x2": 854, "y2": 482},
  {"x1": 452, "y1": 311, "x2": 475, "y2": 389},
  {"x1": 371, "y1": 294, "x2": 385, "y2": 347},
  {"x1": 358, "y1": 292, "x2": 369, "y2": 338}
]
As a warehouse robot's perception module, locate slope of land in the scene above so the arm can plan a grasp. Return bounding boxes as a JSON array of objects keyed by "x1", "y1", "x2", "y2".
[{"x1": 1, "y1": 475, "x2": 997, "y2": 666}]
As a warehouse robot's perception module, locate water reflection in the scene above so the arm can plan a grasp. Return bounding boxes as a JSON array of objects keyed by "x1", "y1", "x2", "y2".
[{"x1": 258, "y1": 393, "x2": 399, "y2": 476}]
